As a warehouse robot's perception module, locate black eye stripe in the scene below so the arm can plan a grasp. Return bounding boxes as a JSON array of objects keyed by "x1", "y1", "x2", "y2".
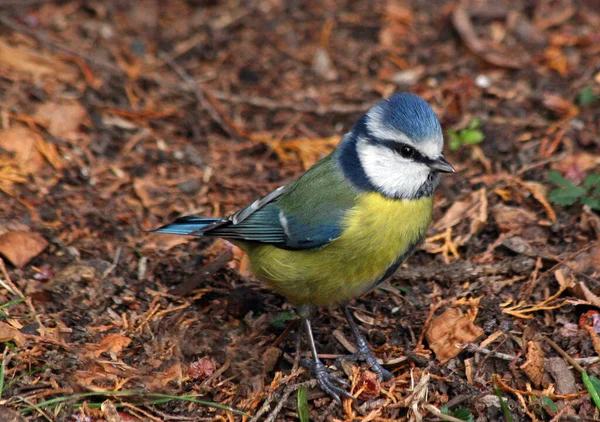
[{"x1": 376, "y1": 140, "x2": 430, "y2": 164}]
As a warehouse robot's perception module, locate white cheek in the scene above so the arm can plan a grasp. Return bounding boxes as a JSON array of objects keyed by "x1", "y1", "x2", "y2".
[{"x1": 358, "y1": 142, "x2": 430, "y2": 198}]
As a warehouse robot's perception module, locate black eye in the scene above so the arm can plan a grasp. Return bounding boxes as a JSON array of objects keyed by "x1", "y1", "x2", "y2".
[{"x1": 398, "y1": 145, "x2": 414, "y2": 159}]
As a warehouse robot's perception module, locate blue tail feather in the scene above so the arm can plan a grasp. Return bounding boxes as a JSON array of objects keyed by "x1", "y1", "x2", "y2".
[{"x1": 152, "y1": 216, "x2": 222, "y2": 236}]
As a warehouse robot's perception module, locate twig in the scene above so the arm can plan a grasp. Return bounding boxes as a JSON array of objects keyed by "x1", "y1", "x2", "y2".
[
  {"x1": 543, "y1": 337, "x2": 584, "y2": 373},
  {"x1": 465, "y1": 343, "x2": 517, "y2": 362},
  {"x1": 263, "y1": 381, "x2": 317, "y2": 422},
  {"x1": 158, "y1": 52, "x2": 244, "y2": 141},
  {"x1": 249, "y1": 380, "x2": 317, "y2": 422},
  {"x1": 102, "y1": 247, "x2": 121, "y2": 279}
]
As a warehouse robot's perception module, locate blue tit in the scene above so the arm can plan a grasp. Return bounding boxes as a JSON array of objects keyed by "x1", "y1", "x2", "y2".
[{"x1": 154, "y1": 92, "x2": 454, "y2": 402}]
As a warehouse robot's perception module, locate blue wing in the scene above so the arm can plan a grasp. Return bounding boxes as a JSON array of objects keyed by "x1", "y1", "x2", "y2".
[{"x1": 153, "y1": 155, "x2": 357, "y2": 250}]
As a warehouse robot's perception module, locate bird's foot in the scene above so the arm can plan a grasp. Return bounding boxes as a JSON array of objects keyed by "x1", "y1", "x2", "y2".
[
  {"x1": 301, "y1": 358, "x2": 355, "y2": 403},
  {"x1": 335, "y1": 344, "x2": 394, "y2": 381}
]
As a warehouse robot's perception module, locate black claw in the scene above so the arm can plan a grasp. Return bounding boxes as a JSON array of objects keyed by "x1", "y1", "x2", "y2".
[
  {"x1": 336, "y1": 346, "x2": 395, "y2": 381},
  {"x1": 340, "y1": 306, "x2": 396, "y2": 382},
  {"x1": 301, "y1": 358, "x2": 354, "y2": 402}
]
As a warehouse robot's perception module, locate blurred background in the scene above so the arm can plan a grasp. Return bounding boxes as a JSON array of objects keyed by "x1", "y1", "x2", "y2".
[{"x1": 0, "y1": 0, "x2": 599, "y2": 420}]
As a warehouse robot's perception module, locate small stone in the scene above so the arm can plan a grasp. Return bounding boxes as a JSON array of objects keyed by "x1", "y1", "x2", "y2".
[
  {"x1": 475, "y1": 74, "x2": 491, "y2": 89},
  {"x1": 391, "y1": 69, "x2": 419, "y2": 86},
  {"x1": 177, "y1": 178, "x2": 201, "y2": 195},
  {"x1": 182, "y1": 145, "x2": 204, "y2": 167}
]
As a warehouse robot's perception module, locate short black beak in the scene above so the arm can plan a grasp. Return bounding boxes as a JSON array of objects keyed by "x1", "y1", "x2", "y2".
[{"x1": 428, "y1": 156, "x2": 455, "y2": 173}]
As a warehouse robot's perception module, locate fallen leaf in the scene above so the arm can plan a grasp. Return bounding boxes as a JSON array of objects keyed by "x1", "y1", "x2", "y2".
[
  {"x1": 133, "y1": 178, "x2": 165, "y2": 208},
  {"x1": 542, "y1": 93, "x2": 579, "y2": 119},
  {"x1": 0, "y1": 126, "x2": 46, "y2": 173},
  {"x1": 250, "y1": 133, "x2": 339, "y2": 169},
  {"x1": 433, "y1": 188, "x2": 488, "y2": 240},
  {"x1": 0, "y1": 321, "x2": 26, "y2": 346},
  {"x1": 85, "y1": 333, "x2": 132, "y2": 358},
  {"x1": 0, "y1": 231, "x2": 48, "y2": 268},
  {"x1": 34, "y1": 101, "x2": 88, "y2": 140},
  {"x1": 520, "y1": 340, "x2": 544, "y2": 385},
  {"x1": 0, "y1": 40, "x2": 76, "y2": 81},
  {"x1": 147, "y1": 363, "x2": 183, "y2": 389},
  {"x1": 143, "y1": 233, "x2": 191, "y2": 252},
  {"x1": 544, "y1": 45, "x2": 569, "y2": 76},
  {"x1": 426, "y1": 308, "x2": 484, "y2": 364},
  {"x1": 492, "y1": 203, "x2": 537, "y2": 232},
  {"x1": 521, "y1": 181, "x2": 557, "y2": 222}
]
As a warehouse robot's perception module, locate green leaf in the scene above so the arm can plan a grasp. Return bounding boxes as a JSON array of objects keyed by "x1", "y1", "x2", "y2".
[
  {"x1": 581, "y1": 197, "x2": 600, "y2": 210},
  {"x1": 0, "y1": 349, "x2": 7, "y2": 400},
  {"x1": 548, "y1": 187, "x2": 587, "y2": 205},
  {"x1": 270, "y1": 310, "x2": 297, "y2": 329},
  {"x1": 467, "y1": 118, "x2": 481, "y2": 130},
  {"x1": 548, "y1": 170, "x2": 575, "y2": 188},
  {"x1": 453, "y1": 407, "x2": 475, "y2": 422},
  {"x1": 297, "y1": 386, "x2": 310, "y2": 422},
  {"x1": 494, "y1": 384, "x2": 514, "y2": 422},
  {"x1": 577, "y1": 87, "x2": 599, "y2": 106},
  {"x1": 584, "y1": 174, "x2": 600, "y2": 188},
  {"x1": 582, "y1": 372, "x2": 600, "y2": 411},
  {"x1": 18, "y1": 391, "x2": 250, "y2": 416},
  {"x1": 541, "y1": 395, "x2": 558, "y2": 413},
  {"x1": 448, "y1": 131, "x2": 461, "y2": 151},
  {"x1": 462, "y1": 130, "x2": 485, "y2": 145}
]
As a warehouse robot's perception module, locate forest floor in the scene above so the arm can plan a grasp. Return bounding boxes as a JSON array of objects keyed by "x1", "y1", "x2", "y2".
[{"x1": 0, "y1": 0, "x2": 599, "y2": 421}]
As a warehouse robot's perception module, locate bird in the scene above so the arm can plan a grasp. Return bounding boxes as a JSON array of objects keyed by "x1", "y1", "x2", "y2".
[{"x1": 154, "y1": 92, "x2": 454, "y2": 402}]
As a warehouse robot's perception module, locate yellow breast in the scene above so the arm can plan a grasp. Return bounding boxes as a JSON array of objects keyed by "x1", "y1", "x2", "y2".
[{"x1": 242, "y1": 193, "x2": 433, "y2": 306}]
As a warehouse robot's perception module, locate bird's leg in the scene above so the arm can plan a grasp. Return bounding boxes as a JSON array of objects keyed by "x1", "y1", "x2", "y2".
[
  {"x1": 336, "y1": 305, "x2": 394, "y2": 381},
  {"x1": 297, "y1": 305, "x2": 354, "y2": 403}
]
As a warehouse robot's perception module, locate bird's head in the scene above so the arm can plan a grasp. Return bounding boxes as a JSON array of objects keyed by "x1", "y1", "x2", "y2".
[{"x1": 337, "y1": 93, "x2": 454, "y2": 199}]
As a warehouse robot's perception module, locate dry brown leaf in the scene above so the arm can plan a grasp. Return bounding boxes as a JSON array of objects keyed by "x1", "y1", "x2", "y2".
[
  {"x1": 34, "y1": 101, "x2": 88, "y2": 140},
  {"x1": 147, "y1": 363, "x2": 184, "y2": 389},
  {"x1": 544, "y1": 46, "x2": 569, "y2": 76},
  {"x1": 0, "y1": 127, "x2": 46, "y2": 173},
  {"x1": 251, "y1": 133, "x2": 339, "y2": 169},
  {"x1": 433, "y1": 188, "x2": 488, "y2": 239},
  {"x1": 520, "y1": 340, "x2": 544, "y2": 386},
  {"x1": 492, "y1": 203, "x2": 537, "y2": 232},
  {"x1": 133, "y1": 178, "x2": 164, "y2": 208},
  {"x1": 0, "y1": 231, "x2": 48, "y2": 268},
  {"x1": 85, "y1": 333, "x2": 132, "y2": 358},
  {"x1": 426, "y1": 307, "x2": 484, "y2": 364},
  {"x1": 0, "y1": 40, "x2": 77, "y2": 81},
  {"x1": 0, "y1": 157, "x2": 28, "y2": 196},
  {"x1": 521, "y1": 181, "x2": 557, "y2": 222},
  {"x1": 0, "y1": 321, "x2": 26, "y2": 347},
  {"x1": 542, "y1": 93, "x2": 579, "y2": 119},
  {"x1": 143, "y1": 233, "x2": 191, "y2": 252}
]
